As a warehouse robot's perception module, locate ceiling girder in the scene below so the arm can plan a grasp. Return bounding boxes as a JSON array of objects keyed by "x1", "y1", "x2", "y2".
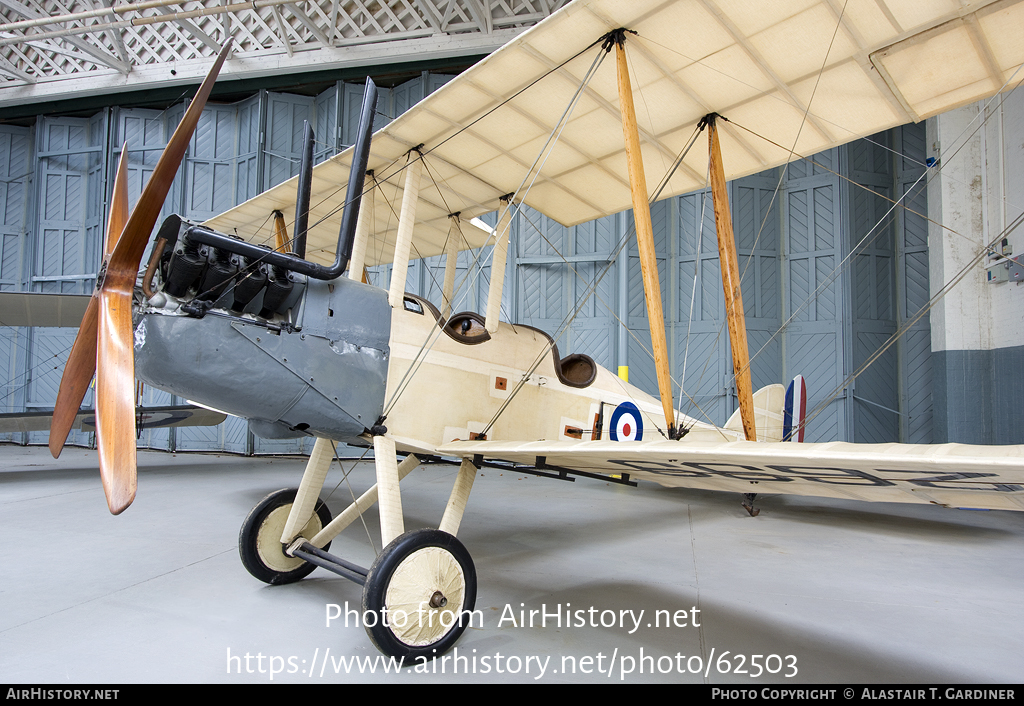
[{"x1": 0, "y1": 0, "x2": 553, "y2": 99}]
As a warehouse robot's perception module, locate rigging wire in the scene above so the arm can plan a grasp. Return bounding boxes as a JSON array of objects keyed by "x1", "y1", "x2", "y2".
[
  {"x1": 370, "y1": 154, "x2": 517, "y2": 416},
  {"x1": 476, "y1": 97, "x2": 724, "y2": 438},
  {"x1": 9, "y1": 15, "x2": 1024, "y2": 450},
  {"x1": 798, "y1": 209, "x2": 1024, "y2": 436},
  {"x1": 683, "y1": 0, "x2": 847, "y2": 432},
  {"x1": 678, "y1": 161, "x2": 713, "y2": 422},
  {"x1": 479, "y1": 111, "x2": 730, "y2": 435},
  {"x1": 634, "y1": 28, "x2": 925, "y2": 177},
  {"x1": 320, "y1": 440, "x2": 379, "y2": 556},
  {"x1": 380, "y1": 44, "x2": 610, "y2": 418},
  {"x1": 508, "y1": 201, "x2": 726, "y2": 434},
  {"x1": 732, "y1": 0, "x2": 850, "y2": 314},
  {"x1": 380, "y1": 183, "x2": 505, "y2": 417},
  {"x1": 720, "y1": 73, "x2": 1022, "y2": 405},
  {"x1": 477, "y1": 21, "x2": 1022, "y2": 441},
  {"x1": 669, "y1": 48, "x2": 1024, "y2": 435},
  {"x1": 255, "y1": 33, "x2": 614, "y2": 254}
]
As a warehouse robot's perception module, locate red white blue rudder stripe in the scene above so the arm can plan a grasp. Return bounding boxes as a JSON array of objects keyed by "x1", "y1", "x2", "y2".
[
  {"x1": 783, "y1": 375, "x2": 807, "y2": 442},
  {"x1": 609, "y1": 402, "x2": 643, "y2": 441}
]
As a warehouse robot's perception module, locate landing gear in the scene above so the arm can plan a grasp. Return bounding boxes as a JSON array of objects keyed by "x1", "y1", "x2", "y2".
[
  {"x1": 239, "y1": 488, "x2": 333, "y2": 585},
  {"x1": 361, "y1": 528, "x2": 477, "y2": 659},
  {"x1": 236, "y1": 441, "x2": 480, "y2": 659},
  {"x1": 742, "y1": 492, "x2": 760, "y2": 517}
]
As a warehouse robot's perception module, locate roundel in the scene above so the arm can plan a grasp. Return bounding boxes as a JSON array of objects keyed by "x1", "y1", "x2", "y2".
[{"x1": 609, "y1": 402, "x2": 643, "y2": 441}]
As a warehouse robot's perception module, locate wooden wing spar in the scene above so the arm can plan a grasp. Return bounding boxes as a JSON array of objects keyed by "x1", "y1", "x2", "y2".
[{"x1": 205, "y1": 0, "x2": 1024, "y2": 265}]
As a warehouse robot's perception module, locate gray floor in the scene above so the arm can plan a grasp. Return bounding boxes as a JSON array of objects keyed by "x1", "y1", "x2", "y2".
[{"x1": 1, "y1": 443, "x2": 1021, "y2": 684}]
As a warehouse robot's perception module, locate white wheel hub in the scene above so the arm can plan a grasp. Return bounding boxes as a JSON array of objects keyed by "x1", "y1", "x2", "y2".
[
  {"x1": 256, "y1": 504, "x2": 323, "y2": 573},
  {"x1": 384, "y1": 546, "x2": 466, "y2": 647}
]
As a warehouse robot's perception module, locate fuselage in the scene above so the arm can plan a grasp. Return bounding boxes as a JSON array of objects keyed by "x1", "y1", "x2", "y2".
[
  {"x1": 133, "y1": 271, "x2": 721, "y2": 452},
  {"x1": 382, "y1": 293, "x2": 718, "y2": 456}
]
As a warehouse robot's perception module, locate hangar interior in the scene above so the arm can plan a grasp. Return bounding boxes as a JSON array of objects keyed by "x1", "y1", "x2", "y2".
[
  {"x1": 1, "y1": 1, "x2": 1023, "y2": 452},
  {"x1": 1, "y1": 0, "x2": 1023, "y2": 685},
  {"x1": 1, "y1": 73, "x2": 1022, "y2": 451}
]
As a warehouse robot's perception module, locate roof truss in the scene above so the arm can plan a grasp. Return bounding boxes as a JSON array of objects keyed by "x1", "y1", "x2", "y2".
[{"x1": 0, "y1": 0, "x2": 568, "y2": 106}]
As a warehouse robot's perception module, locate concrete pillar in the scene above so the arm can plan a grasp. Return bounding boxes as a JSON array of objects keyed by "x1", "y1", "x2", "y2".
[{"x1": 927, "y1": 94, "x2": 1024, "y2": 443}]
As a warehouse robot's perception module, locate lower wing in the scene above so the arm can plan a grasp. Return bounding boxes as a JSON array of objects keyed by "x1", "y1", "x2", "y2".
[{"x1": 438, "y1": 435, "x2": 1024, "y2": 511}]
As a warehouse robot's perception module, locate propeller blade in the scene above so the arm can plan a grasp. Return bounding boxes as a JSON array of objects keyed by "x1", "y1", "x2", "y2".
[
  {"x1": 48, "y1": 143, "x2": 131, "y2": 458},
  {"x1": 48, "y1": 295, "x2": 98, "y2": 458},
  {"x1": 103, "y1": 143, "x2": 130, "y2": 257},
  {"x1": 90, "y1": 42, "x2": 231, "y2": 514},
  {"x1": 48, "y1": 43, "x2": 232, "y2": 511},
  {"x1": 107, "y1": 41, "x2": 230, "y2": 275},
  {"x1": 95, "y1": 287, "x2": 137, "y2": 514}
]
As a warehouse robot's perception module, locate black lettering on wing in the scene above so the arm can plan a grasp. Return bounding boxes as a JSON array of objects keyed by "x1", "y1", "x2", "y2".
[
  {"x1": 607, "y1": 460, "x2": 1022, "y2": 492},
  {"x1": 898, "y1": 471, "x2": 1023, "y2": 492},
  {"x1": 767, "y1": 465, "x2": 895, "y2": 487}
]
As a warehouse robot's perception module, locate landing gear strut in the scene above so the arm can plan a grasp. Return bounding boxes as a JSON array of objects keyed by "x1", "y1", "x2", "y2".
[{"x1": 237, "y1": 438, "x2": 481, "y2": 659}]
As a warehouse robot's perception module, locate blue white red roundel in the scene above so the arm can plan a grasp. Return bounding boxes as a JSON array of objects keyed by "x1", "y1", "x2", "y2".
[{"x1": 609, "y1": 402, "x2": 643, "y2": 441}]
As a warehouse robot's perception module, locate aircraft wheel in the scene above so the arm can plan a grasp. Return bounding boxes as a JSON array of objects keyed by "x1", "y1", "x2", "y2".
[
  {"x1": 239, "y1": 489, "x2": 332, "y2": 585},
  {"x1": 362, "y1": 528, "x2": 477, "y2": 659}
]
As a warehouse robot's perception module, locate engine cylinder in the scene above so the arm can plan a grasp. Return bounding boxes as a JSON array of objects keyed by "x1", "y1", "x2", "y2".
[{"x1": 163, "y1": 237, "x2": 206, "y2": 297}]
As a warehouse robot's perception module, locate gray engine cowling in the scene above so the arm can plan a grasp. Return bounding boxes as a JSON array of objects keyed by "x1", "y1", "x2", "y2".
[{"x1": 134, "y1": 275, "x2": 391, "y2": 442}]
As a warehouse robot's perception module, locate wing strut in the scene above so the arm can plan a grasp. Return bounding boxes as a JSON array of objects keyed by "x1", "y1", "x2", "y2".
[
  {"x1": 441, "y1": 213, "x2": 460, "y2": 318},
  {"x1": 272, "y1": 210, "x2": 289, "y2": 252},
  {"x1": 387, "y1": 151, "x2": 423, "y2": 308},
  {"x1": 485, "y1": 196, "x2": 513, "y2": 333},
  {"x1": 705, "y1": 113, "x2": 756, "y2": 441},
  {"x1": 611, "y1": 31, "x2": 677, "y2": 438}
]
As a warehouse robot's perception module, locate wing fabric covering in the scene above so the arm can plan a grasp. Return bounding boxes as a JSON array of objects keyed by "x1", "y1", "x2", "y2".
[
  {"x1": 438, "y1": 439, "x2": 1024, "y2": 512},
  {"x1": 49, "y1": 43, "x2": 231, "y2": 515},
  {"x1": 205, "y1": 0, "x2": 1024, "y2": 266}
]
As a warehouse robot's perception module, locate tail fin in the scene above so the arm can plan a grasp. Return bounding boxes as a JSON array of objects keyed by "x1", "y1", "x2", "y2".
[
  {"x1": 722, "y1": 376, "x2": 807, "y2": 442},
  {"x1": 724, "y1": 384, "x2": 785, "y2": 441}
]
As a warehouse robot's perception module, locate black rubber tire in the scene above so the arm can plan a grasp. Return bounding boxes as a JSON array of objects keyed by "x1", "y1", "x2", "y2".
[
  {"x1": 239, "y1": 488, "x2": 332, "y2": 585},
  {"x1": 362, "y1": 528, "x2": 477, "y2": 659}
]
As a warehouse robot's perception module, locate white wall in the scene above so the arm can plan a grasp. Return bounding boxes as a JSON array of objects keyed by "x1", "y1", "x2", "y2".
[{"x1": 928, "y1": 90, "x2": 1024, "y2": 353}]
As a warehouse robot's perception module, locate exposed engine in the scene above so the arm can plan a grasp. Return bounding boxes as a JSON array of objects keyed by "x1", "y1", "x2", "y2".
[
  {"x1": 133, "y1": 215, "x2": 391, "y2": 444},
  {"x1": 145, "y1": 215, "x2": 306, "y2": 327},
  {"x1": 133, "y1": 81, "x2": 385, "y2": 444}
]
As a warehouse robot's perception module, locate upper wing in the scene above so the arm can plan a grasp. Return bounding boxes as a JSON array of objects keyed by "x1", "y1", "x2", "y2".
[
  {"x1": 437, "y1": 435, "x2": 1024, "y2": 512},
  {"x1": 205, "y1": 0, "x2": 1023, "y2": 262}
]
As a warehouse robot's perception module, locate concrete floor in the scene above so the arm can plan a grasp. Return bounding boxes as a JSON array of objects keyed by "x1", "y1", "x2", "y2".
[{"x1": 1, "y1": 443, "x2": 1021, "y2": 684}]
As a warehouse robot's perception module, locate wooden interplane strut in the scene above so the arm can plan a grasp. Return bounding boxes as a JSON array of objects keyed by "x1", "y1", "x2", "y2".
[
  {"x1": 706, "y1": 114, "x2": 756, "y2": 441},
  {"x1": 613, "y1": 35, "x2": 676, "y2": 437},
  {"x1": 272, "y1": 210, "x2": 289, "y2": 252}
]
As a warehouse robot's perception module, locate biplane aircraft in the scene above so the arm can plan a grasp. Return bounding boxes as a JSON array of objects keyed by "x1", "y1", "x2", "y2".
[{"x1": 17, "y1": 0, "x2": 1024, "y2": 659}]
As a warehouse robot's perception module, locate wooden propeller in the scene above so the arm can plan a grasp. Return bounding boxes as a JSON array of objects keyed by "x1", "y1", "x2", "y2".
[{"x1": 49, "y1": 43, "x2": 231, "y2": 514}]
